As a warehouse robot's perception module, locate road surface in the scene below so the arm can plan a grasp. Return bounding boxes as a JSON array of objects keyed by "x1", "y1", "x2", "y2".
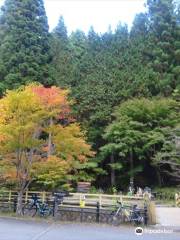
[
  {"x1": 156, "y1": 207, "x2": 180, "y2": 227},
  {"x1": 0, "y1": 217, "x2": 179, "y2": 240}
]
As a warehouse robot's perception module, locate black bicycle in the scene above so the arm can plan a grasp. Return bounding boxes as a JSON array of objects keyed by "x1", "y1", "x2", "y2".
[
  {"x1": 22, "y1": 191, "x2": 69, "y2": 217},
  {"x1": 22, "y1": 194, "x2": 52, "y2": 217},
  {"x1": 109, "y1": 201, "x2": 144, "y2": 226}
]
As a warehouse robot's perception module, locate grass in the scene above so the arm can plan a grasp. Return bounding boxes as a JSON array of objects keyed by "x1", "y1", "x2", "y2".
[
  {"x1": 155, "y1": 199, "x2": 176, "y2": 206},
  {"x1": 0, "y1": 211, "x2": 55, "y2": 223}
]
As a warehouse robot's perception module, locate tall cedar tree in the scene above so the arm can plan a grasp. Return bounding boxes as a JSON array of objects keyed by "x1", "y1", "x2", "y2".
[
  {"x1": 50, "y1": 16, "x2": 73, "y2": 87},
  {"x1": 146, "y1": 0, "x2": 180, "y2": 95},
  {"x1": 0, "y1": 0, "x2": 53, "y2": 95}
]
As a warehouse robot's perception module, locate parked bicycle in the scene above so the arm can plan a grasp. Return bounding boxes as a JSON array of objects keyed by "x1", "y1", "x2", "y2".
[
  {"x1": 22, "y1": 193, "x2": 51, "y2": 217},
  {"x1": 109, "y1": 201, "x2": 144, "y2": 226},
  {"x1": 22, "y1": 191, "x2": 69, "y2": 217}
]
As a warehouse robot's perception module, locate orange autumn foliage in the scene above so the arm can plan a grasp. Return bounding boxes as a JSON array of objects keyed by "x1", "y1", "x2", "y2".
[
  {"x1": 30, "y1": 85, "x2": 73, "y2": 122},
  {"x1": 0, "y1": 83, "x2": 94, "y2": 192}
]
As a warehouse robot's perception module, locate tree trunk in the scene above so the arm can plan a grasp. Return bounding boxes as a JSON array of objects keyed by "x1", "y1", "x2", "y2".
[
  {"x1": 16, "y1": 190, "x2": 24, "y2": 216},
  {"x1": 130, "y1": 149, "x2": 134, "y2": 188},
  {"x1": 156, "y1": 168, "x2": 162, "y2": 187},
  {"x1": 110, "y1": 153, "x2": 115, "y2": 186},
  {"x1": 47, "y1": 117, "x2": 53, "y2": 157}
]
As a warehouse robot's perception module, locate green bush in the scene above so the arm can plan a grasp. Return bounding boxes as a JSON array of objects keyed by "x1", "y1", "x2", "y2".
[
  {"x1": 106, "y1": 186, "x2": 118, "y2": 195},
  {"x1": 89, "y1": 186, "x2": 104, "y2": 194},
  {"x1": 154, "y1": 187, "x2": 180, "y2": 201}
]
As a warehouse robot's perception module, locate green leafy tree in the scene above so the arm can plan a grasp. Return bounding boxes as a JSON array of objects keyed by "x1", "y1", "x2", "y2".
[{"x1": 102, "y1": 98, "x2": 179, "y2": 188}]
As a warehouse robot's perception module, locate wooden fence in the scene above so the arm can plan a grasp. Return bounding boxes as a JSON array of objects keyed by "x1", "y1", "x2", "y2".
[
  {"x1": 0, "y1": 190, "x2": 153, "y2": 224},
  {"x1": 0, "y1": 190, "x2": 145, "y2": 209}
]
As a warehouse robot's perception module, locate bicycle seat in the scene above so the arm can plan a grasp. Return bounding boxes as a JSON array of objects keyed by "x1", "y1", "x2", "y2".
[
  {"x1": 132, "y1": 204, "x2": 138, "y2": 208},
  {"x1": 53, "y1": 191, "x2": 70, "y2": 199},
  {"x1": 31, "y1": 194, "x2": 39, "y2": 201}
]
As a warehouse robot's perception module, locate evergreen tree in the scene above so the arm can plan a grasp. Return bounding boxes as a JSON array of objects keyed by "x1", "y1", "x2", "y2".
[
  {"x1": 146, "y1": 0, "x2": 180, "y2": 95},
  {"x1": 68, "y1": 30, "x2": 88, "y2": 87},
  {"x1": 130, "y1": 13, "x2": 161, "y2": 96},
  {"x1": 130, "y1": 13, "x2": 148, "y2": 38},
  {"x1": 53, "y1": 15, "x2": 68, "y2": 41},
  {"x1": 51, "y1": 16, "x2": 72, "y2": 87},
  {"x1": 0, "y1": 0, "x2": 53, "y2": 95}
]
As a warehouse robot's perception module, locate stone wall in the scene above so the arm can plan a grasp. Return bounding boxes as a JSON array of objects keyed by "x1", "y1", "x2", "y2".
[{"x1": 55, "y1": 207, "x2": 125, "y2": 225}]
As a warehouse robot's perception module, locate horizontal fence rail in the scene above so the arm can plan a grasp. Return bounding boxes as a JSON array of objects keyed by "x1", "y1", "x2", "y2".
[
  {"x1": 0, "y1": 190, "x2": 145, "y2": 209},
  {"x1": 0, "y1": 190, "x2": 151, "y2": 225}
]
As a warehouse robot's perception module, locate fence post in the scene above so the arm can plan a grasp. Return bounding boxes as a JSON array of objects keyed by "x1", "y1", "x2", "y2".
[
  {"x1": 25, "y1": 191, "x2": 28, "y2": 204},
  {"x1": 79, "y1": 195, "x2": 85, "y2": 222},
  {"x1": 53, "y1": 198, "x2": 57, "y2": 217},
  {"x1": 13, "y1": 196, "x2": 17, "y2": 213},
  {"x1": 144, "y1": 204, "x2": 148, "y2": 225},
  {"x1": 120, "y1": 194, "x2": 123, "y2": 203},
  {"x1": 8, "y1": 190, "x2": 12, "y2": 211},
  {"x1": 96, "y1": 202, "x2": 100, "y2": 223},
  {"x1": 8, "y1": 190, "x2": 12, "y2": 202},
  {"x1": 42, "y1": 191, "x2": 46, "y2": 203},
  {"x1": 99, "y1": 195, "x2": 102, "y2": 208},
  {"x1": 80, "y1": 208, "x2": 83, "y2": 222}
]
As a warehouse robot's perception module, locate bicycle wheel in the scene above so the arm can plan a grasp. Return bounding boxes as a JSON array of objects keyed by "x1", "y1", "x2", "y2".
[
  {"x1": 112, "y1": 214, "x2": 123, "y2": 226},
  {"x1": 38, "y1": 203, "x2": 52, "y2": 217},
  {"x1": 130, "y1": 210, "x2": 144, "y2": 226},
  {"x1": 109, "y1": 211, "x2": 123, "y2": 226},
  {"x1": 23, "y1": 202, "x2": 37, "y2": 217},
  {"x1": 132, "y1": 217, "x2": 144, "y2": 226},
  {"x1": 135, "y1": 215, "x2": 144, "y2": 225}
]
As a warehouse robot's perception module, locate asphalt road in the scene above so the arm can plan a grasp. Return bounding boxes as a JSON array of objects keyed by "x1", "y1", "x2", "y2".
[
  {"x1": 0, "y1": 218, "x2": 179, "y2": 240},
  {"x1": 156, "y1": 207, "x2": 180, "y2": 226}
]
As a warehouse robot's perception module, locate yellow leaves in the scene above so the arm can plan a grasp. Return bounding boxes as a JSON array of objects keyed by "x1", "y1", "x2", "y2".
[
  {"x1": 0, "y1": 84, "x2": 46, "y2": 153},
  {"x1": 0, "y1": 100, "x2": 8, "y2": 125},
  {"x1": 47, "y1": 156, "x2": 69, "y2": 169},
  {"x1": 0, "y1": 87, "x2": 44, "y2": 127},
  {"x1": 4, "y1": 171, "x2": 16, "y2": 180},
  {"x1": 0, "y1": 83, "x2": 94, "y2": 189},
  {"x1": 0, "y1": 133, "x2": 7, "y2": 142},
  {"x1": 33, "y1": 155, "x2": 69, "y2": 187},
  {"x1": 53, "y1": 123, "x2": 95, "y2": 163},
  {"x1": 0, "y1": 158, "x2": 17, "y2": 183}
]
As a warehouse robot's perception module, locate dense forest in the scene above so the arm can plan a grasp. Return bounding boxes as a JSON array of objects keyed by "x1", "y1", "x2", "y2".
[{"x1": 0, "y1": 0, "x2": 179, "y2": 193}]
